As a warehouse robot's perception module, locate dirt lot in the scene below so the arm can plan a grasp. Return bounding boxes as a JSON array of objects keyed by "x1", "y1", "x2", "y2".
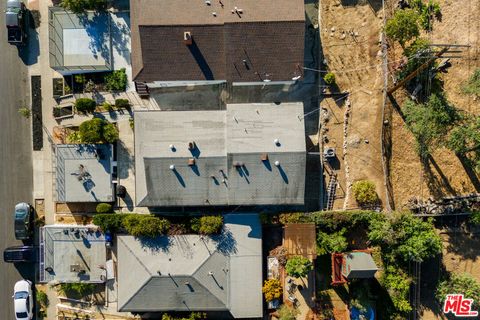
[
  {"x1": 389, "y1": 0, "x2": 480, "y2": 208},
  {"x1": 320, "y1": 0, "x2": 386, "y2": 209}
]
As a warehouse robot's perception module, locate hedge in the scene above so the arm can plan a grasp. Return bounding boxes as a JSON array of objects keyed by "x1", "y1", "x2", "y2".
[{"x1": 75, "y1": 98, "x2": 96, "y2": 114}]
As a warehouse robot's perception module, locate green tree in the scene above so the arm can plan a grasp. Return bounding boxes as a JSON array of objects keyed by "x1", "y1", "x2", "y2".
[
  {"x1": 103, "y1": 122, "x2": 119, "y2": 143},
  {"x1": 277, "y1": 304, "x2": 299, "y2": 320},
  {"x1": 285, "y1": 256, "x2": 313, "y2": 278},
  {"x1": 262, "y1": 279, "x2": 282, "y2": 302},
  {"x1": 78, "y1": 118, "x2": 119, "y2": 143},
  {"x1": 462, "y1": 69, "x2": 480, "y2": 96},
  {"x1": 381, "y1": 266, "x2": 413, "y2": 313},
  {"x1": 436, "y1": 273, "x2": 480, "y2": 309},
  {"x1": 447, "y1": 116, "x2": 480, "y2": 172},
  {"x1": 469, "y1": 211, "x2": 480, "y2": 225},
  {"x1": 403, "y1": 94, "x2": 459, "y2": 157},
  {"x1": 60, "y1": 0, "x2": 107, "y2": 14},
  {"x1": 105, "y1": 68, "x2": 128, "y2": 91},
  {"x1": 74, "y1": 98, "x2": 96, "y2": 114},
  {"x1": 352, "y1": 180, "x2": 379, "y2": 206},
  {"x1": 79, "y1": 118, "x2": 103, "y2": 143},
  {"x1": 317, "y1": 229, "x2": 348, "y2": 255},
  {"x1": 115, "y1": 98, "x2": 130, "y2": 109},
  {"x1": 385, "y1": 9, "x2": 420, "y2": 47},
  {"x1": 123, "y1": 214, "x2": 170, "y2": 238}
]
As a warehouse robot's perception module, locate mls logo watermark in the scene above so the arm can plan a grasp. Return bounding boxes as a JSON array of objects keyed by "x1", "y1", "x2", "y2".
[{"x1": 443, "y1": 294, "x2": 478, "y2": 317}]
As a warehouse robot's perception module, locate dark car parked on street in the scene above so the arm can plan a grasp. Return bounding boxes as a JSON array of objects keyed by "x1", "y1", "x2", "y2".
[
  {"x1": 3, "y1": 246, "x2": 36, "y2": 263},
  {"x1": 14, "y1": 202, "x2": 33, "y2": 241}
]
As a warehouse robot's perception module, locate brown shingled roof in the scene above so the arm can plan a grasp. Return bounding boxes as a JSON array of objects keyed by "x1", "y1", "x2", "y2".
[{"x1": 131, "y1": 0, "x2": 305, "y2": 82}]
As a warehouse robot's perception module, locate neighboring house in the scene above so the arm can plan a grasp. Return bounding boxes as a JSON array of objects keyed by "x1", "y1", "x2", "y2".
[
  {"x1": 39, "y1": 225, "x2": 107, "y2": 283},
  {"x1": 55, "y1": 144, "x2": 114, "y2": 203},
  {"x1": 49, "y1": 8, "x2": 112, "y2": 74},
  {"x1": 116, "y1": 214, "x2": 263, "y2": 318},
  {"x1": 134, "y1": 102, "x2": 306, "y2": 207},
  {"x1": 130, "y1": 0, "x2": 305, "y2": 85}
]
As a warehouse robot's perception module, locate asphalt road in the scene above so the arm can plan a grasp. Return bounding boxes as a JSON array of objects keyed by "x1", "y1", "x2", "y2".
[{"x1": 0, "y1": 7, "x2": 34, "y2": 319}]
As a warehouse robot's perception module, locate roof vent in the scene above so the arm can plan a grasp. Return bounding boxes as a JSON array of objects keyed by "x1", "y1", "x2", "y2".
[
  {"x1": 188, "y1": 158, "x2": 195, "y2": 166},
  {"x1": 274, "y1": 138, "x2": 280, "y2": 146},
  {"x1": 169, "y1": 164, "x2": 175, "y2": 170},
  {"x1": 212, "y1": 12, "x2": 217, "y2": 16},
  {"x1": 274, "y1": 160, "x2": 280, "y2": 167},
  {"x1": 233, "y1": 161, "x2": 243, "y2": 168},
  {"x1": 188, "y1": 141, "x2": 196, "y2": 150},
  {"x1": 261, "y1": 153, "x2": 268, "y2": 161},
  {"x1": 169, "y1": 144, "x2": 175, "y2": 151},
  {"x1": 184, "y1": 32, "x2": 192, "y2": 45},
  {"x1": 205, "y1": 0, "x2": 211, "y2": 5}
]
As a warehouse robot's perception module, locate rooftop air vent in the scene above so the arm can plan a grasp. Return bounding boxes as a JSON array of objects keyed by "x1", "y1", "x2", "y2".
[
  {"x1": 169, "y1": 164, "x2": 175, "y2": 170},
  {"x1": 188, "y1": 141, "x2": 196, "y2": 150},
  {"x1": 184, "y1": 32, "x2": 192, "y2": 45},
  {"x1": 188, "y1": 158, "x2": 195, "y2": 166},
  {"x1": 274, "y1": 161, "x2": 280, "y2": 167},
  {"x1": 233, "y1": 161, "x2": 243, "y2": 168},
  {"x1": 261, "y1": 153, "x2": 268, "y2": 161}
]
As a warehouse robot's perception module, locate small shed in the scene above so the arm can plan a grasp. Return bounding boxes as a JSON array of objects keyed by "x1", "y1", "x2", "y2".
[
  {"x1": 283, "y1": 223, "x2": 317, "y2": 259},
  {"x1": 341, "y1": 251, "x2": 378, "y2": 279}
]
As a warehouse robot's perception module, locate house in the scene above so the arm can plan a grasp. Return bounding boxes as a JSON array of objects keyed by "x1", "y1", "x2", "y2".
[
  {"x1": 130, "y1": 0, "x2": 305, "y2": 85},
  {"x1": 116, "y1": 214, "x2": 263, "y2": 318},
  {"x1": 49, "y1": 8, "x2": 112, "y2": 74},
  {"x1": 134, "y1": 102, "x2": 306, "y2": 207},
  {"x1": 39, "y1": 225, "x2": 107, "y2": 283},
  {"x1": 55, "y1": 144, "x2": 114, "y2": 203}
]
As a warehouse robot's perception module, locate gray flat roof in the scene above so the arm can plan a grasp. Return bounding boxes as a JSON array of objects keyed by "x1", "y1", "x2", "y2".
[
  {"x1": 40, "y1": 225, "x2": 106, "y2": 283},
  {"x1": 343, "y1": 252, "x2": 378, "y2": 279},
  {"x1": 117, "y1": 214, "x2": 262, "y2": 317},
  {"x1": 135, "y1": 103, "x2": 305, "y2": 207},
  {"x1": 55, "y1": 144, "x2": 113, "y2": 202}
]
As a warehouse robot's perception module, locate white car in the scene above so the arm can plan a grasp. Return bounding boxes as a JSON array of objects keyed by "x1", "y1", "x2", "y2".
[{"x1": 13, "y1": 280, "x2": 33, "y2": 320}]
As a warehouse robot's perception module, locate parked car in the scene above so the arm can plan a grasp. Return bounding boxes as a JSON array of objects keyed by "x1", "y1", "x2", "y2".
[
  {"x1": 3, "y1": 246, "x2": 36, "y2": 263},
  {"x1": 5, "y1": 0, "x2": 28, "y2": 45},
  {"x1": 14, "y1": 202, "x2": 32, "y2": 240},
  {"x1": 13, "y1": 279, "x2": 33, "y2": 320}
]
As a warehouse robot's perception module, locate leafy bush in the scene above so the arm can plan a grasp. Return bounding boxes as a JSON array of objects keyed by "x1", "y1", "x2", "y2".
[
  {"x1": 262, "y1": 279, "x2": 282, "y2": 302},
  {"x1": 278, "y1": 304, "x2": 299, "y2": 320},
  {"x1": 161, "y1": 313, "x2": 206, "y2": 320},
  {"x1": 59, "y1": 283, "x2": 96, "y2": 297},
  {"x1": 385, "y1": 9, "x2": 419, "y2": 47},
  {"x1": 381, "y1": 266, "x2": 413, "y2": 313},
  {"x1": 323, "y1": 72, "x2": 336, "y2": 85},
  {"x1": 75, "y1": 98, "x2": 96, "y2": 114},
  {"x1": 317, "y1": 228, "x2": 348, "y2": 255},
  {"x1": 93, "y1": 214, "x2": 125, "y2": 232},
  {"x1": 190, "y1": 216, "x2": 223, "y2": 234},
  {"x1": 470, "y1": 211, "x2": 480, "y2": 225},
  {"x1": 103, "y1": 122, "x2": 119, "y2": 143},
  {"x1": 123, "y1": 215, "x2": 170, "y2": 238},
  {"x1": 36, "y1": 290, "x2": 49, "y2": 308},
  {"x1": 96, "y1": 203, "x2": 112, "y2": 213},
  {"x1": 352, "y1": 180, "x2": 378, "y2": 206},
  {"x1": 105, "y1": 68, "x2": 127, "y2": 91},
  {"x1": 66, "y1": 131, "x2": 81, "y2": 143},
  {"x1": 409, "y1": 0, "x2": 441, "y2": 31},
  {"x1": 78, "y1": 118, "x2": 119, "y2": 143},
  {"x1": 436, "y1": 273, "x2": 480, "y2": 308},
  {"x1": 115, "y1": 98, "x2": 130, "y2": 109},
  {"x1": 463, "y1": 69, "x2": 480, "y2": 96},
  {"x1": 285, "y1": 256, "x2": 313, "y2": 278},
  {"x1": 60, "y1": 0, "x2": 107, "y2": 14},
  {"x1": 279, "y1": 212, "x2": 312, "y2": 224},
  {"x1": 18, "y1": 107, "x2": 31, "y2": 118},
  {"x1": 102, "y1": 102, "x2": 114, "y2": 112},
  {"x1": 129, "y1": 117, "x2": 134, "y2": 130}
]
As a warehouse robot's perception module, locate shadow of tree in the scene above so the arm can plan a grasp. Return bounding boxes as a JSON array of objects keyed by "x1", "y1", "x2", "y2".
[
  {"x1": 139, "y1": 235, "x2": 172, "y2": 253},
  {"x1": 212, "y1": 228, "x2": 238, "y2": 255}
]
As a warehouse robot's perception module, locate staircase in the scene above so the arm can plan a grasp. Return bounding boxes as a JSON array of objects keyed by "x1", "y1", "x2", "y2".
[
  {"x1": 325, "y1": 174, "x2": 337, "y2": 210},
  {"x1": 135, "y1": 81, "x2": 150, "y2": 97}
]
